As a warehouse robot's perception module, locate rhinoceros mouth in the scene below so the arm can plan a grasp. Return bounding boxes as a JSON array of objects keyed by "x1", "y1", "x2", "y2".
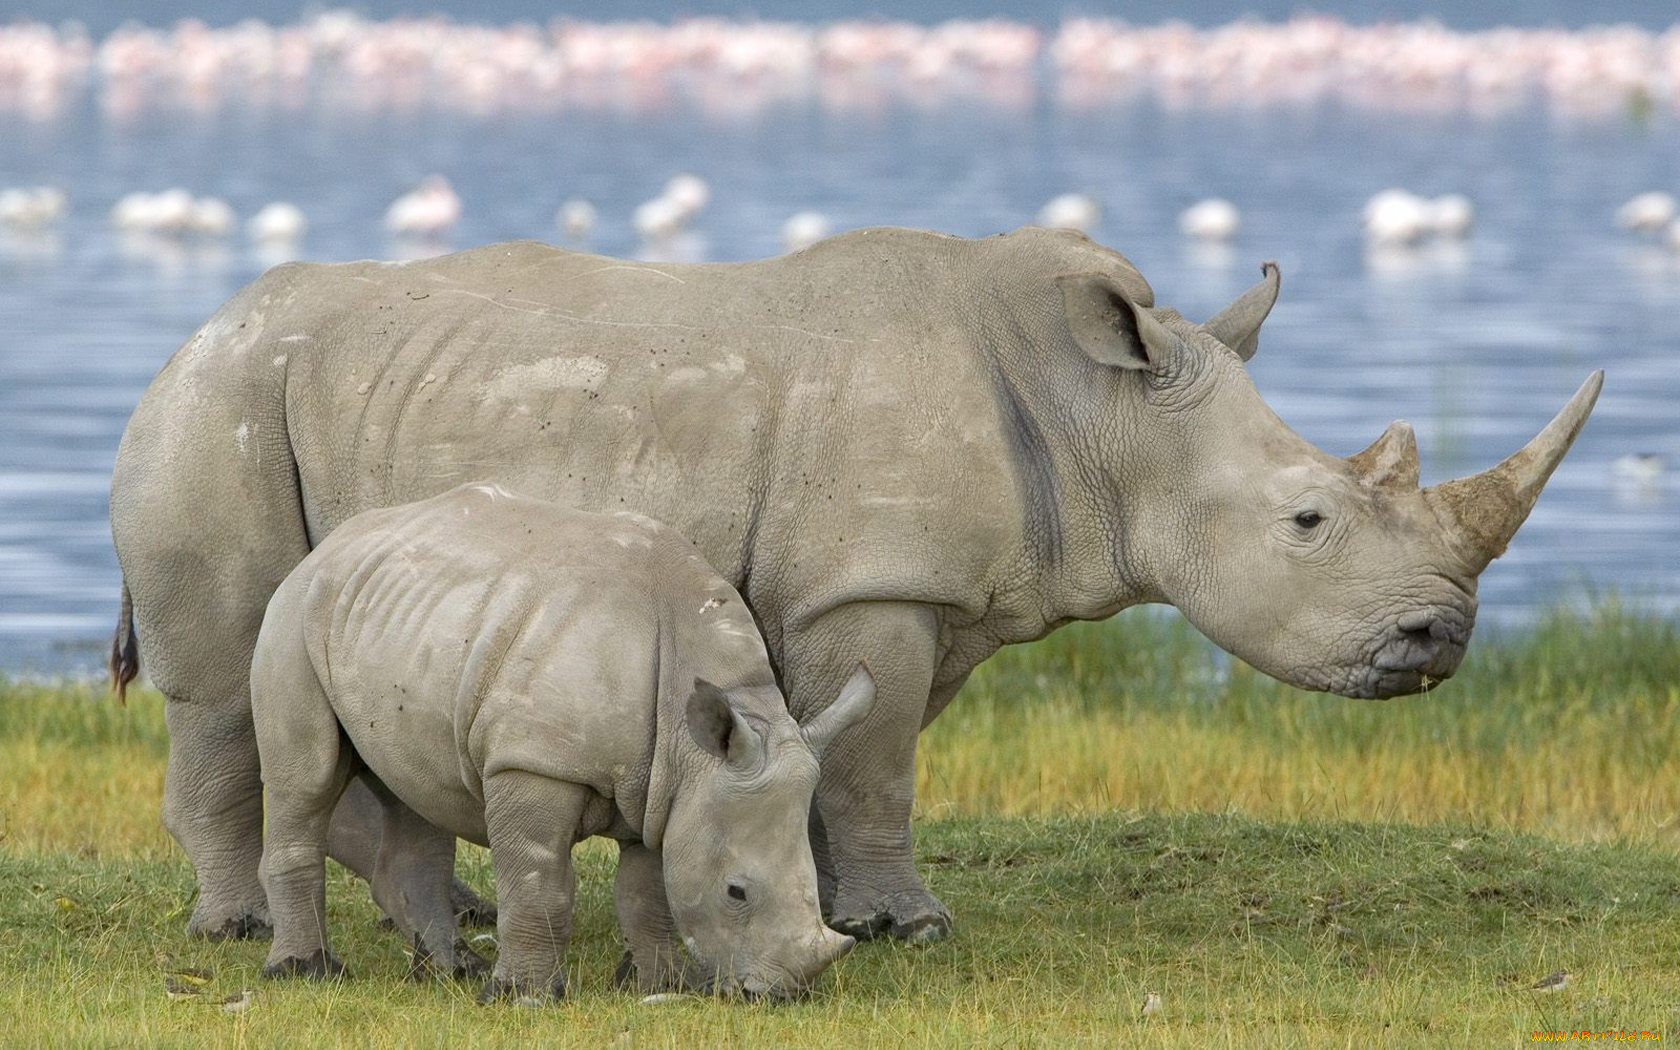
[
  {"x1": 1342, "y1": 667, "x2": 1451, "y2": 700},
  {"x1": 1328, "y1": 604, "x2": 1473, "y2": 699},
  {"x1": 704, "y1": 973, "x2": 805, "y2": 1003}
]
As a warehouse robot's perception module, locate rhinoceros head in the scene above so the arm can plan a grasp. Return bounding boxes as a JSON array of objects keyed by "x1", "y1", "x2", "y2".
[
  {"x1": 1056, "y1": 262, "x2": 1601, "y2": 699},
  {"x1": 660, "y1": 664, "x2": 876, "y2": 998}
]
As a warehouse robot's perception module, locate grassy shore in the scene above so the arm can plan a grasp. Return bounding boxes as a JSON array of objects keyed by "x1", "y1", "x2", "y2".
[{"x1": 1, "y1": 603, "x2": 1676, "y2": 1046}]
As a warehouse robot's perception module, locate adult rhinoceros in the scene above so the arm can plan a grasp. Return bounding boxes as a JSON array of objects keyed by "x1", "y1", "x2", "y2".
[{"x1": 110, "y1": 226, "x2": 1600, "y2": 944}]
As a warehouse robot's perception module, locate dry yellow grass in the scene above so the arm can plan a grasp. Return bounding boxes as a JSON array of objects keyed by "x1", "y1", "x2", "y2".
[{"x1": 5, "y1": 603, "x2": 1678, "y2": 857}]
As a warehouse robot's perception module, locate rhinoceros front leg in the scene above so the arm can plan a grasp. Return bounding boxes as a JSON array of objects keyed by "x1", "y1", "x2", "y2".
[
  {"x1": 782, "y1": 601, "x2": 949, "y2": 943},
  {"x1": 477, "y1": 770, "x2": 590, "y2": 1005},
  {"x1": 611, "y1": 841, "x2": 704, "y2": 993}
]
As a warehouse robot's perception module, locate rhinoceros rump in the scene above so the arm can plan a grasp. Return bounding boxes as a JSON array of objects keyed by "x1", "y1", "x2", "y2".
[
  {"x1": 109, "y1": 226, "x2": 1599, "y2": 945},
  {"x1": 251, "y1": 485, "x2": 866, "y2": 1000}
]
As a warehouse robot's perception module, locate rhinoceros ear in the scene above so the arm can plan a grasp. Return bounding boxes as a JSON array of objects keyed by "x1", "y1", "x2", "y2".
[
  {"x1": 1056, "y1": 272, "x2": 1175, "y2": 372},
  {"x1": 800, "y1": 662, "x2": 877, "y2": 759},
  {"x1": 684, "y1": 678, "x2": 764, "y2": 770}
]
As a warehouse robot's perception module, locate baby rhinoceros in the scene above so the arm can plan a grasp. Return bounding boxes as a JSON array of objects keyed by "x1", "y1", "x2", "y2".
[{"x1": 250, "y1": 483, "x2": 872, "y2": 1003}]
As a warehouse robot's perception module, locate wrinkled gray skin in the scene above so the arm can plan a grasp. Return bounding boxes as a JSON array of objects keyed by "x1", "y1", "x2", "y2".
[
  {"x1": 109, "y1": 226, "x2": 1601, "y2": 945},
  {"x1": 252, "y1": 484, "x2": 868, "y2": 1001}
]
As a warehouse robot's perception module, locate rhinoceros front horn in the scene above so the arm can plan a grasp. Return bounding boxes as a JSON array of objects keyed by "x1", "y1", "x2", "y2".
[
  {"x1": 1424, "y1": 371, "x2": 1603, "y2": 573},
  {"x1": 1201, "y1": 261, "x2": 1281, "y2": 361}
]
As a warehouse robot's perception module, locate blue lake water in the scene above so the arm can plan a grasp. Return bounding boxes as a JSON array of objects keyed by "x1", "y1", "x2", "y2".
[{"x1": 0, "y1": 10, "x2": 1677, "y2": 675}]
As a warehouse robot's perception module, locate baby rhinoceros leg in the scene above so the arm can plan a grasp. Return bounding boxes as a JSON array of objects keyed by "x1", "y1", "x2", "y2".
[
  {"x1": 356, "y1": 779, "x2": 490, "y2": 981},
  {"x1": 612, "y1": 841, "x2": 705, "y2": 994},
  {"x1": 476, "y1": 771, "x2": 592, "y2": 1006}
]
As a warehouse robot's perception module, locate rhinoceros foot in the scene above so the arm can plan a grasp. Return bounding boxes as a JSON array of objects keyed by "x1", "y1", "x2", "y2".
[
  {"x1": 407, "y1": 935, "x2": 491, "y2": 981},
  {"x1": 476, "y1": 973, "x2": 566, "y2": 1006},
  {"x1": 261, "y1": 949, "x2": 346, "y2": 980},
  {"x1": 451, "y1": 880, "x2": 497, "y2": 927},
  {"x1": 830, "y1": 889, "x2": 952, "y2": 944},
  {"x1": 188, "y1": 905, "x2": 272, "y2": 943}
]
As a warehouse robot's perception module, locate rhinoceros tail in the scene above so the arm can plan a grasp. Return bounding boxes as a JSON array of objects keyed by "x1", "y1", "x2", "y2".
[{"x1": 110, "y1": 581, "x2": 139, "y2": 705}]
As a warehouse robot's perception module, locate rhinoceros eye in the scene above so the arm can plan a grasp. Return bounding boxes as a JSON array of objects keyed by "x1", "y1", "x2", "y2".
[
  {"x1": 727, "y1": 883, "x2": 747, "y2": 902},
  {"x1": 1293, "y1": 510, "x2": 1324, "y2": 529}
]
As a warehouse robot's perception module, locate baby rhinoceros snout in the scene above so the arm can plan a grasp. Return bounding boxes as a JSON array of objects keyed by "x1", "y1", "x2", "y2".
[
  {"x1": 733, "y1": 928, "x2": 856, "y2": 1002},
  {"x1": 811, "y1": 926, "x2": 857, "y2": 973}
]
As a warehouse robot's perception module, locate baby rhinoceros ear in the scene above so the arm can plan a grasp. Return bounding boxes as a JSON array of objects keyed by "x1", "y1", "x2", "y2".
[
  {"x1": 799, "y1": 663, "x2": 878, "y2": 759},
  {"x1": 685, "y1": 679, "x2": 765, "y2": 771}
]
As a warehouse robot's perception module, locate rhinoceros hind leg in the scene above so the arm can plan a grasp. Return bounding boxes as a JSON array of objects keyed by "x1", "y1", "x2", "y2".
[
  {"x1": 354, "y1": 778, "x2": 480, "y2": 980},
  {"x1": 160, "y1": 696, "x2": 272, "y2": 941},
  {"x1": 261, "y1": 949, "x2": 346, "y2": 981},
  {"x1": 326, "y1": 775, "x2": 499, "y2": 930}
]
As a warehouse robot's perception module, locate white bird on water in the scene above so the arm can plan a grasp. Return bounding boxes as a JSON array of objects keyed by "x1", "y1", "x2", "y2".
[
  {"x1": 633, "y1": 194, "x2": 688, "y2": 241},
  {"x1": 0, "y1": 186, "x2": 67, "y2": 229},
  {"x1": 1424, "y1": 193, "x2": 1474, "y2": 238},
  {"x1": 663, "y1": 172, "x2": 709, "y2": 217},
  {"x1": 1037, "y1": 193, "x2": 1101, "y2": 233},
  {"x1": 248, "y1": 202, "x2": 306, "y2": 243},
  {"x1": 1179, "y1": 198, "x2": 1240, "y2": 241},
  {"x1": 633, "y1": 173, "x2": 711, "y2": 242},
  {"x1": 781, "y1": 210, "x2": 830, "y2": 252},
  {"x1": 1616, "y1": 191, "x2": 1676, "y2": 233},
  {"x1": 110, "y1": 189, "x2": 233, "y2": 236},
  {"x1": 556, "y1": 199, "x2": 596, "y2": 240},
  {"x1": 1363, "y1": 188, "x2": 1431, "y2": 246},
  {"x1": 384, "y1": 175, "x2": 461, "y2": 237}
]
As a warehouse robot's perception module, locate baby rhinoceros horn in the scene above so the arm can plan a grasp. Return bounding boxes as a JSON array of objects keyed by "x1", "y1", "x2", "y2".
[
  {"x1": 799, "y1": 663, "x2": 877, "y2": 758},
  {"x1": 1423, "y1": 371, "x2": 1604, "y2": 573}
]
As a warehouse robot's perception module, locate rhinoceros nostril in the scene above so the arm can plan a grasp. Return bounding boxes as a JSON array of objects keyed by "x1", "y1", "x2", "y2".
[
  {"x1": 1399, "y1": 623, "x2": 1436, "y2": 646},
  {"x1": 1396, "y1": 610, "x2": 1462, "y2": 647}
]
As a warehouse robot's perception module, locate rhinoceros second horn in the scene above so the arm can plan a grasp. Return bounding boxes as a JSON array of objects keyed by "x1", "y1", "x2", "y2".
[{"x1": 1347, "y1": 420, "x2": 1421, "y2": 491}]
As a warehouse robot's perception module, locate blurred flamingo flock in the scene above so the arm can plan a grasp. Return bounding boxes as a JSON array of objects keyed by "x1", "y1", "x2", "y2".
[{"x1": 1, "y1": 14, "x2": 1679, "y2": 119}]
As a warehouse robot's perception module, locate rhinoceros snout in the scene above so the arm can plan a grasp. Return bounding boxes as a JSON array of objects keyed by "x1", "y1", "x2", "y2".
[{"x1": 1364, "y1": 606, "x2": 1473, "y2": 696}]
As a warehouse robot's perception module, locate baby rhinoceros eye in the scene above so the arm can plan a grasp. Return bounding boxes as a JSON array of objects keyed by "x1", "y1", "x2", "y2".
[
  {"x1": 727, "y1": 883, "x2": 747, "y2": 902},
  {"x1": 1294, "y1": 510, "x2": 1324, "y2": 530}
]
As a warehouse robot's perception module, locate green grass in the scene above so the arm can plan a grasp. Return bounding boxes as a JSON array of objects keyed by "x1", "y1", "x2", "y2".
[
  {"x1": 2, "y1": 817, "x2": 1676, "y2": 1047},
  {"x1": 2, "y1": 602, "x2": 1678, "y2": 1046}
]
